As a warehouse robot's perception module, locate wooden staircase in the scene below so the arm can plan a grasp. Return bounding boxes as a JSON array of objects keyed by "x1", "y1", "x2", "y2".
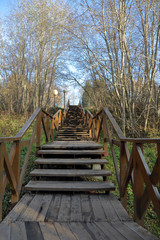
[
  {"x1": 25, "y1": 105, "x2": 115, "y2": 193},
  {"x1": 56, "y1": 105, "x2": 89, "y2": 141}
]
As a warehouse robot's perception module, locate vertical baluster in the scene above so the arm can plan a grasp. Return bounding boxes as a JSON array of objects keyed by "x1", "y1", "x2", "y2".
[
  {"x1": 120, "y1": 142, "x2": 128, "y2": 208},
  {"x1": 0, "y1": 143, "x2": 4, "y2": 220},
  {"x1": 102, "y1": 112, "x2": 108, "y2": 157},
  {"x1": 133, "y1": 143, "x2": 145, "y2": 226},
  {"x1": 96, "y1": 117, "x2": 100, "y2": 143},
  {"x1": 36, "y1": 111, "x2": 42, "y2": 155},
  {"x1": 11, "y1": 140, "x2": 20, "y2": 203}
]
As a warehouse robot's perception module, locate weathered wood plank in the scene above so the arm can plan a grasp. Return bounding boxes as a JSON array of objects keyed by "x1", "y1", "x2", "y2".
[
  {"x1": 107, "y1": 194, "x2": 131, "y2": 221},
  {"x1": 55, "y1": 223, "x2": 77, "y2": 240},
  {"x1": 99, "y1": 194, "x2": 119, "y2": 221},
  {"x1": 90, "y1": 195, "x2": 106, "y2": 221},
  {"x1": 70, "y1": 194, "x2": 82, "y2": 222},
  {"x1": 11, "y1": 222, "x2": 27, "y2": 240},
  {"x1": 4, "y1": 194, "x2": 33, "y2": 222},
  {"x1": 35, "y1": 158, "x2": 108, "y2": 165},
  {"x1": 19, "y1": 194, "x2": 45, "y2": 221},
  {"x1": 30, "y1": 169, "x2": 112, "y2": 177},
  {"x1": 36, "y1": 194, "x2": 53, "y2": 222},
  {"x1": 57, "y1": 195, "x2": 71, "y2": 222},
  {"x1": 95, "y1": 222, "x2": 125, "y2": 240},
  {"x1": 69, "y1": 222, "x2": 93, "y2": 240},
  {"x1": 124, "y1": 222, "x2": 159, "y2": 240},
  {"x1": 81, "y1": 194, "x2": 93, "y2": 222},
  {"x1": 45, "y1": 194, "x2": 61, "y2": 222},
  {"x1": 0, "y1": 222, "x2": 10, "y2": 240},
  {"x1": 25, "y1": 181, "x2": 115, "y2": 192},
  {"x1": 25, "y1": 222, "x2": 44, "y2": 240},
  {"x1": 38, "y1": 149, "x2": 105, "y2": 155},
  {"x1": 110, "y1": 221, "x2": 145, "y2": 240},
  {"x1": 39, "y1": 222, "x2": 60, "y2": 240}
]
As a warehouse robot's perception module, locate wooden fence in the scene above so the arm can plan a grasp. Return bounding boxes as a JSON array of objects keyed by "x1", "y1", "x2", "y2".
[
  {"x1": 0, "y1": 101, "x2": 70, "y2": 220},
  {"x1": 84, "y1": 106, "x2": 160, "y2": 225}
]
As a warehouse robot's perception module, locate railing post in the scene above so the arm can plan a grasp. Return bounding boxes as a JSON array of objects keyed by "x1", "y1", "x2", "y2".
[
  {"x1": 133, "y1": 143, "x2": 145, "y2": 226},
  {"x1": 51, "y1": 118, "x2": 55, "y2": 141},
  {"x1": 11, "y1": 140, "x2": 20, "y2": 204},
  {"x1": 0, "y1": 143, "x2": 4, "y2": 220},
  {"x1": 96, "y1": 117, "x2": 100, "y2": 143},
  {"x1": 102, "y1": 112, "x2": 108, "y2": 157},
  {"x1": 120, "y1": 142, "x2": 128, "y2": 208},
  {"x1": 36, "y1": 111, "x2": 42, "y2": 156}
]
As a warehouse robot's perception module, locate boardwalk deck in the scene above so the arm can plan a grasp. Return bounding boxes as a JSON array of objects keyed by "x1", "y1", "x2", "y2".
[{"x1": 1, "y1": 193, "x2": 158, "y2": 240}]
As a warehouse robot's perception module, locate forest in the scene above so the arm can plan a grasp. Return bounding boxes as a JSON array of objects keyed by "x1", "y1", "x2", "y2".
[{"x1": 0, "y1": 0, "x2": 159, "y2": 136}]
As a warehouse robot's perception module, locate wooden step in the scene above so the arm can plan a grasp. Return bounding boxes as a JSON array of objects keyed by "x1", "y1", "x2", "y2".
[
  {"x1": 57, "y1": 133, "x2": 89, "y2": 136},
  {"x1": 35, "y1": 158, "x2": 108, "y2": 165},
  {"x1": 30, "y1": 169, "x2": 112, "y2": 177},
  {"x1": 38, "y1": 149, "x2": 105, "y2": 155},
  {"x1": 25, "y1": 181, "x2": 115, "y2": 192},
  {"x1": 40, "y1": 141, "x2": 103, "y2": 150}
]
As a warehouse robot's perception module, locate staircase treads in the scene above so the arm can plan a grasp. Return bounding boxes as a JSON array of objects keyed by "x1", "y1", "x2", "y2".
[
  {"x1": 25, "y1": 181, "x2": 115, "y2": 191},
  {"x1": 30, "y1": 169, "x2": 112, "y2": 177},
  {"x1": 35, "y1": 158, "x2": 108, "y2": 165},
  {"x1": 38, "y1": 149, "x2": 105, "y2": 155},
  {"x1": 41, "y1": 141, "x2": 102, "y2": 150}
]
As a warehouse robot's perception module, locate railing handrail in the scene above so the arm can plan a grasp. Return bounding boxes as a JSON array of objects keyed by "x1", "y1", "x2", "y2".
[
  {"x1": 87, "y1": 106, "x2": 160, "y2": 143},
  {"x1": 84, "y1": 105, "x2": 160, "y2": 224},
  {"x1": 0, "y1": 107, "x2": 65, "y2": 143},
  {"x1": 0, "y1": 105, "x2": 70, "y2": 220}
]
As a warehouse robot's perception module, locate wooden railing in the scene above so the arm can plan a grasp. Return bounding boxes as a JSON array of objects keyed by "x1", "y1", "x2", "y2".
[
  {"x1": 0, "y1": 104, "x2": 69, "y2": 220},
  {"x1": 85, "y1": 107, "x2": 160, "y2": 225}
]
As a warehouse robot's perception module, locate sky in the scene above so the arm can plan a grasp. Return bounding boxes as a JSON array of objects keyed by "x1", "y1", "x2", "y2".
[{"x1": 0, "y1": 0, "x2": 16, "y2": 19}]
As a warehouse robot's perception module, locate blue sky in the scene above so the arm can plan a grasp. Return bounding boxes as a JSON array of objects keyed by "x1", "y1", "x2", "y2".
[{"x1": 0, "y1": 0, "x2": 16, "y2": 18}]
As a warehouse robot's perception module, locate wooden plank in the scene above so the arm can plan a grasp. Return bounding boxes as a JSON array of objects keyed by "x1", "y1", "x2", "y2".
[
  {"x1": 124, "y1": 221, "x2": 159, "y2": 240},
  {"x1": 86, "y1": 222, "x2": 112, "y2": 240},
  {"x1": 40, "y1": 222, "x2": 60, "y2": 240},
  {"x1": 70, "y1": 194, "x2": 82, "y2": 222},
  {"x1": 36, "y1": 194, "x2": 53, "y2": 222},
  {"x1": 45, "y1": 194, "x2": 62, "y2": 222},
  {"x1": 57, "y1": 194, "x2": 71, "y2": 222},
  {"x1": 30, "y1": 169, "x2": 112, "y2": 177},
  {"x1": 4, "y1": 194, "x2": 33, "y2": 222},
  {"x1": 95, "y1": 222, "x2": 126, "y2": 240},
  {"x1": 25, "y1": 181, "x2": 115, "y2": 192},
  {"x1": 25, "y1": 222, "x2": 44, "y2": 240},
  {"x1": 38, "y1": 149, "x2": 105, "y2": 155},
  {"x1": 103, "y1": 107, "x2": 125, "y2": 139},
  {"x1": 99, "y1": 194, "x2": 119, "y2": 221},
  {"x1": 110, "y1": 221, "x2": 147, "y2": 240},
  {"x1": 80, "y1": 194, "x2": 93, "y2": 222},
  {"x1": 0, "y1": 222, "x2": 10, "y2": 240},
  {"x1": 55, "y1": 222, "x2": 77, "y2": 240},
  {"x1": 0, "y1": 144, "x2": 4, "y2": 221},
  {"x1": 18, "y1": 123, "x2": 37, "y2": 193},
  {"x1": 107, "y1": 194, "x2": 131, "y2": 221},
  {"x1": 89, "y1": 195, "x2": 107, "y2": 221},
  {"x1": 11, "y1": 222, "x2": 27, "y2": 240},
  {"x1": 35, "y1": 158, "x2": 108, "y2": 165},
  {"x1": 15, "y1": 107, "x2": 41, "y2": 138},
  {"x1": 69, "y1": 222, "x2": 93, "y2": 240},
  {"x1": 19, "y1": 194, "x2": 45, "y2": 221}
]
